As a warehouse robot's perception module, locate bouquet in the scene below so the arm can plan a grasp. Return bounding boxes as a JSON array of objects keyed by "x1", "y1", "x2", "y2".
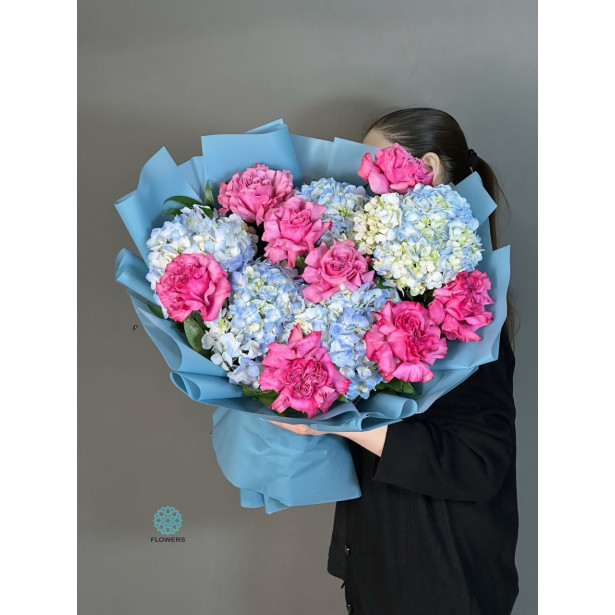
[{"x1": 115, "y1": 119, "x2": 510, "y2": 512}]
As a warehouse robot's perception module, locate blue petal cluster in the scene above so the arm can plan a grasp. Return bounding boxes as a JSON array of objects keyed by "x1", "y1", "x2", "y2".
[
  {"x1": 146, "y1": 206, "x2": 258, "y2": 308},
  {"x1": 286, "y1": 284, "x2": 399, "y2": 400},
  {"x1": 297, "y1": 178, "x2": 367, "y2": 243},
  {"x1": 201, "y1": 260, "x2": 306, "y2": 386}
]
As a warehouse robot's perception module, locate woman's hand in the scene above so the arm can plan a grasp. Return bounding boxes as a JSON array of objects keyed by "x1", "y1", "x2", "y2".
[
  {"x1": 268, "y1": 420, "x2": 388, "y2": 457},
  {"x1": 267, "y1": 420, "x2": 325, "y2": 436}
]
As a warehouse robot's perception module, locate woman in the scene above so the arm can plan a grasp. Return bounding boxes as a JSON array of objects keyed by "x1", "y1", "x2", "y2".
[{"x1": 271, "y1": 107, "x2": 519, "y2": 615}]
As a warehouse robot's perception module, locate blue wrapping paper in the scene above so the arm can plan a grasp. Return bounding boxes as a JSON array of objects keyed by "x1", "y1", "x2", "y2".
[
  {"x1": 202, "y1": 120, "x2": 302, "y2": 194},
  {"x1": 114, "y1": 120, "x2": 511, "y2": 512}
]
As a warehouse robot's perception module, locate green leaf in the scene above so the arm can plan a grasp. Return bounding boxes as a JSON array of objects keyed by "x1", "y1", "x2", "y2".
[
  {"x1": 376, "y1": 378, "x2": 417, "y2": 396},
  {"x1": 192, "y1": 312, "x2": 206, "y2": 329},
  {"x1": 198, "y1": 205, "x2": 214, "y2": 219},
  {"x1": 163, "y1": 195, "x2": 202, "y2": 209},
  {"x1": 148, "y1": 303, "x2": 165, "y2": 319},
  {"x1": 277, "y1": 408, "x2": 309, "y2": 419},
  {"x1": 163, "y1": 202, "x2": 213, "y2": 219},
  {"x1": 183, "y1": 316, "x2": 206, "y2": 355},
  {"x1": 400, "y1": 380, "x2": 417, "y2": 395},
  {"x1": 191, "y1": 313, "x2": 213, "y2": 358},
  {"x1": 203, "y1": 180, "x2": 215, "y2": 209},
  {"x1": 336, "y1": 395, "x2": 351, "y2": 403},
  {"x1": 162, "y1": 207, "x2": 183, "y2": 216},
  {"x1": 240, "y1": 385, "x2": 279, "y2": 407},
  {"x1": 294, "y1": 254, "x2": 306, "y2": 269}
]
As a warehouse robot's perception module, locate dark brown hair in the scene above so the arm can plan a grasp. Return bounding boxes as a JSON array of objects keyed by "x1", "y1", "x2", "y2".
[{"x1": 366, "y1": 107, "x2": 517, "y2": 340}]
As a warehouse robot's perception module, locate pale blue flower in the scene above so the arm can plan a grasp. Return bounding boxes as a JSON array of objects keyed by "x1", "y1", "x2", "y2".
[
  {"x1": 146, "y1": 206, "x2": 257, "y2": 291},
  {"x1": 287, "y1": 285, "x2": 399, "y2": 400},
  {"x1": 202, "y1": 260, "x2": 306, "y2": 386},
  {"x1": 298, "y1": 178, "x2": 367, "y2": 243}
]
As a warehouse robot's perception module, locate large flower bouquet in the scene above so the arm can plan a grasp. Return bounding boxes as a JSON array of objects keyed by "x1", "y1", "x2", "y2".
[{"x1": 115, "y1": 120, "x2": 510, "y2": 512}]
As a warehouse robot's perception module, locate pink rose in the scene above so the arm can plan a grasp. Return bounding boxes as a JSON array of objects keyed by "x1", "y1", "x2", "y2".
[
  {"x1": 262, "y1": 197, "x2": 331, "y2": 268},
  {"x1": 218, "y1": 163, "x2": 294, "y2": 224},
  {"x1": 259, "y1": 324, "x2": 350, "y2": 417},
  {"x1": 358, "y1": 143, "x2": 434, "y2": 194},
  {"x1": 156, "y1": 252, "x2": 231, "y2": 322},
  {"x1": 364, "y1": 301, "x2": 447, "y2": 383},
  {"x1": 301, "y1": 240, "x2": 374, "y2": 302},
  {"x1": 428, "y1": 270, "x2": 494, "y2": 342}
]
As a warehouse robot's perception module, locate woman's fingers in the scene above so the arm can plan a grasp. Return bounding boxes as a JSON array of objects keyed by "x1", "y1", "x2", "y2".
[{"x1": 267, "y1": 420, "x2": 324, "y2": 436}]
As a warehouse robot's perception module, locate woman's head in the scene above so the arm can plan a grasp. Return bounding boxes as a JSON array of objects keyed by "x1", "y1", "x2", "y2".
[
  {"x1": 364, "y1": 107, "x2": 516, "y2": 339},
  {"x1": 363, "y1": 107, "x2": 506, "y2": 248}
]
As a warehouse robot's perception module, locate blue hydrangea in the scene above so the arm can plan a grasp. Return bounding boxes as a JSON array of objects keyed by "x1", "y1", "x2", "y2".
[
  {"x1": 146, "y1": 206, "x2": 257, "y2": 290},
  {"x1": 285, "y1": 285, "x2": 399, "y2": 400},
  {"x1": 352, "y1": 185, "x2": 482, "y2": 295},
  {"x1": 201, "y1": 260, "x2": 306, "y2": 386},
  {"x1": 297, "y1": 178, "x2": 367, "y2": 243}
]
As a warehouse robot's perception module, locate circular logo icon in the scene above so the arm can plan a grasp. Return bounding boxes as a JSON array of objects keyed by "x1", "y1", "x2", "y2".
[{"x1": 153, "y1": 506, "x2": 183, "y2": 535}]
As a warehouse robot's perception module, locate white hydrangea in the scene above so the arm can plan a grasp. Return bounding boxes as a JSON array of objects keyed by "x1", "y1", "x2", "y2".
[
  {"x1": 351, "y1": 192, "x2": 404, "y2": 254},
  {"x1": 352, "y1": 185, "x2": 482, "y2": 296}
]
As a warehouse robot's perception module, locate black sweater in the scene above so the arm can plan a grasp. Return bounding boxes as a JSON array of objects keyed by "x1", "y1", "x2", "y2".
[{"x1": 328, "y1": 331, "x2": 519, "y2": 615}]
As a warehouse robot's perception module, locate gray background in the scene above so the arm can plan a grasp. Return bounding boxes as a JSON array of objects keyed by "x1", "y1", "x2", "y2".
[{"x1": 79, "y1": 1, "x2": 536, "y2": 613}]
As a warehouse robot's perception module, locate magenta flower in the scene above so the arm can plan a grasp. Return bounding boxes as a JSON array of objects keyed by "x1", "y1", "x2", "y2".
[
  {"x1": 358, "y1": 143, "x2": 434, "y2": 194},
  {"x1": 364, "y1": 301, "x2": 447, "y2": 383},
  {"x1": 262, "y1": 197, "x2": 331, "y2": 268},
  {"x1": 301, "y1": 240, "x2": 374, "y2": 302},
  {"x1": 218, "y1": 163, "x2": 294, "y2": 224},
  {"x1": 156, "y1": 252, "x2": 231, "y2": 322},
  {"x1": 259, "y1": 324, "x2": 351, "y2": 417},
  {"x1": 428, "y1": 270, "x2": 494, "y2": 342}
]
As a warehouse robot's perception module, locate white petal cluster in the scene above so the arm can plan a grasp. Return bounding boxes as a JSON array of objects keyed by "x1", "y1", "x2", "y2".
[{"x1": 352, "y1": 185, "x2": 482, "y2": 296}]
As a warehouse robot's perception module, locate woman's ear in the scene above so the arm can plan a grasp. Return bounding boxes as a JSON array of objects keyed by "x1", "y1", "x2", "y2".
[{"x1": 421, "y1": 152, "x2": 446, "y2": 184}]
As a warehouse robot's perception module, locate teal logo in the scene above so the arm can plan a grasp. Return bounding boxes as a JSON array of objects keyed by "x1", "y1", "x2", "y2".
[{"x1": 153, "y1": 506, "x2": 183, "y2": 536}]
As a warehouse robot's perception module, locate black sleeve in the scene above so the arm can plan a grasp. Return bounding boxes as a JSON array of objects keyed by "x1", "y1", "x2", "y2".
[{"x1": 373, "y1": 331, "x2": 516, "y2": 502}]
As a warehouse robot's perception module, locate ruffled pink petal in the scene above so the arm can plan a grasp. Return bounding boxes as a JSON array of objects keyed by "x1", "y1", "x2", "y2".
[
  {"x1": 304, "y1": 242, "x2": 327, "y2": 268},
  {"x1": 393, "y1": 361, "x2": 433, "y2": 383},
  {"x1": 368, "y1": 170, "x2": 390, "y2": 194},
  {"x1": 302, "y1": 282, "x2": 337, "y2": 303},
  {"x1": 258, "y1": 367, "x2": 282, "y2": 391},
  {"x1": 287, "y1": 323, "x2": 305, "y2": 344},
  {"x1": 428, "y1": 299, "x2": 445, "y2": 325},
  {"x1": 373, "y1": 344, "x2": 397, "y2": 381},
  {"x1": 301, "y1": 266, "x2": 323, "y2": 284},
  {"x1": 294, "y1": 330, "x2": 322, "y2": 356}
]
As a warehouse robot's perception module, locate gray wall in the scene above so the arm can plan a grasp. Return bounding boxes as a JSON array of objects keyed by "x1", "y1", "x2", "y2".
[{"x1": 78, "y1": 1, "x2": 537, "y2": 613}]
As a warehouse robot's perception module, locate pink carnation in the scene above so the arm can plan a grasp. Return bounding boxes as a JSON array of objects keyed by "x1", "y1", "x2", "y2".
[
  {"x1": 428, "y1": 270, "x2": 494, "y2": 342},
  {"x1": 364, "y1": 301, "x2": 447, "y2": 383},
  {"x1": 262, "y1": 197, "x2": 331, "y2": 268},
  {"x1": 259, "y1": 324, "x2": 350, "y2": 418},
  {"x1": 156, "y1": 252, "x2": 231, "y2": 323},
  {"x1": 218, "y1": 163, "x2": 294, "y2": 224},
  {"x1": 301, "y1": 240, "x2": 374, "y2": 302},
  {"x1": 358, "y1": 143, "x2": 434, "y2": 194}
]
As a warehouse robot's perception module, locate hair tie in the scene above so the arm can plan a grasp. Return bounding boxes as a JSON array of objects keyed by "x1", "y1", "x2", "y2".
[{"x1": 467, "y1": 148, "x2": 478, "y2": 169}]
